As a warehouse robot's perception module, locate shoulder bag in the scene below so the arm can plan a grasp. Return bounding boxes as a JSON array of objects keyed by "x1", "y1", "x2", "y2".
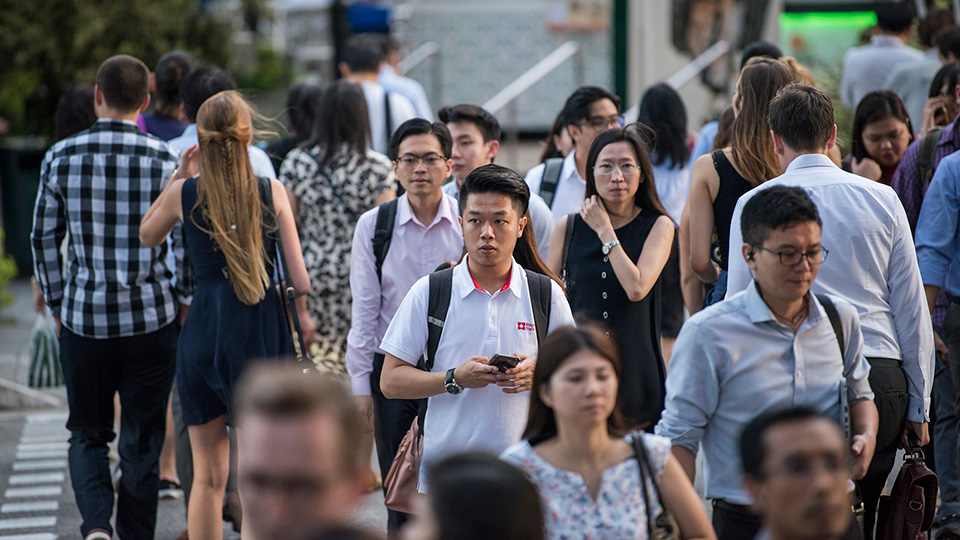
[{"x1": 632, "y1": 432, "x2": 680, "y2": 540}]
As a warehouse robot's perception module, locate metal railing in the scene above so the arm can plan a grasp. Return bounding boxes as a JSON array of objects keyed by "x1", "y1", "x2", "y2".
[
  {"x1": 482, "y1": 41, "x2": 585, "y2": 166},
  {"x1": 623, "y1": 40, "x2": 730, "y2": 123},
  {"x1": 398, "y1": 41, "x2": 443, "y2": 110}
]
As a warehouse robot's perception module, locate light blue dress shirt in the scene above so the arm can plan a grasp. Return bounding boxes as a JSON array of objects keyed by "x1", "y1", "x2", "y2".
[
  {"x1": 168, "y1": 124, "x2": 277, "y2": 180},
  {"x1": 379, "y1": 65, "x2": 434, "y2": 121},
  {"x1": 917, "y1": 151, "x2": 960, "y2": 296},
  {"x1": 689, "y1": 121, "x2": 719, "y2": 169},
  {"x1": 655, "y1": 281, "x2": 873, "y2": 505}
]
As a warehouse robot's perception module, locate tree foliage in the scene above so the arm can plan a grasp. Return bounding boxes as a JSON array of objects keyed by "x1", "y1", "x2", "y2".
[{"x1": 0, "y1": 0, "x2": 230, "y2": 137}]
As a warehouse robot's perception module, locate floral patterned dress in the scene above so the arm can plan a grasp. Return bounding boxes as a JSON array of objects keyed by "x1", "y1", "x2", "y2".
[
  {"x1": 278, "y1": 145, "x2": 394, "y2": 375},
  {"x1": 501, "y1": 433, "x2": 671, "y2": 539}
]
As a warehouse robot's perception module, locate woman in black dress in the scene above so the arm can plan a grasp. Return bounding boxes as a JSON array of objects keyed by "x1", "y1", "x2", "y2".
[{"x1": 545, "y1": 125, "x2": 674, "y2": 429}]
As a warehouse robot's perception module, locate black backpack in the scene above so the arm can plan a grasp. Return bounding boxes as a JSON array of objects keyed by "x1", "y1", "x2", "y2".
[{"x1": 539, "y1": 157, "x2": 564, "y2": 209}]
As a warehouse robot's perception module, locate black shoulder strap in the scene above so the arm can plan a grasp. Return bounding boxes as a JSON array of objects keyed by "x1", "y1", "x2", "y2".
[
  {"x1": 384, "y1": 91, "x2": 393, "y2": 145},
  {"x1": 918, "y1": 126, "x2": 943, "y2": 194},
  {"x1": 372, "y1": 199, "x2": 398, "y2": 283},
  {"x1": 425, "y1": 267, "x2": 455, "y2": 372},
  {"x1": 539, "y1": 157, "x2": 564, "y2": 209},
  {"x1": 525, "y1": 269, "x2": 553, "y2": 345},
  {"x1": 816, "y1": 294, "x2": 844, "y2": 358},
  {"x1": 560, "y1": 213, "x2": 576, "y2": 285}
]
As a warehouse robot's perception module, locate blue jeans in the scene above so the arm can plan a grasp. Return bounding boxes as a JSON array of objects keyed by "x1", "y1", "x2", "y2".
[
  {"x1": 935, "y1": 323, "x2": 960, "y2": 519},
  {"x1": 60, "y1": 324, "x2": 177, "y2": 539},
  {"x1": 705, "y1": 270, "x2": 728, "y2": 306}
]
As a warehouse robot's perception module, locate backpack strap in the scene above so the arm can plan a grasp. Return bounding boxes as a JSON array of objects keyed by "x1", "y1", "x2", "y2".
[
  {"x1": 525, "y1": 269, "x2": 553, "y2": 345},
  {"x1": 560, "y1": 213, "x2": 576, "y2": 286},
  {"x1": 816, "y1": 294, "x2": 844, "y2": 357},
  {"x1": 539, "y1": 157, "x2": 564, "y2": 209},
  {"x1": 372, "y1": 199, "x2": 399, "y2": 283},
  {"x1": 384, "y1": 91, "x2": 393, "y2": 146},
  {"x1": 425, "y1": 267, "x2": 454, "y2": 372},
  {"x1": 918, "y1": 126, "x2": 943, "y2": 194}
]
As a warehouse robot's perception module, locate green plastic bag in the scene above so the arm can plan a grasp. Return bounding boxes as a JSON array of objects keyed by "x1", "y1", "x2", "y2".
[{"x1": 28, "y1": 313, "x2": 63, "y2": 388}]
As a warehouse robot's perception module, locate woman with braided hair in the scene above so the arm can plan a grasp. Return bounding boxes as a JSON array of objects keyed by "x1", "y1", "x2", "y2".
[{"x1": 140, "y1": 90, "x2": 309, "y2": 540}]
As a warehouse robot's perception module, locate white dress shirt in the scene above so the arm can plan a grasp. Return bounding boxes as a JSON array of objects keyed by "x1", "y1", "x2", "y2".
[
  {"x1": 168, "y1": 124, "x2": 277, "y2": 179},
  {"x1": 524, "y1": 150, "x2": 586, "y2": 219},
  {"x1": 359, "y1": 81, "x2": 418, "y2": 156},
  {"x1": 655, "y1": 282, "x2": 873, "y2": 505},
  {"x1": 378, "y1": 65, "x2": 434, "y2": 121},
  {"x1": 884, "y1": 48, "x2": 942, "y2": 131},
  {"x1": 651, "y1": 156, "x2": 690, "y2": 224},
  {"x1": 726, "y1": 153, "x2": 934, "y2": 422},
  {"x1": 840, "y1": 35, "x2": 924, "y2": 109},
  {"x1": 345, "y1": 193, "x2": 463, "y2": 395},
  {"x1": 380, "y1": 256, "x2": 575, "y2": 491},
  {"x1": 442, "y1": 180, "x2": 555, "y2": 259}
]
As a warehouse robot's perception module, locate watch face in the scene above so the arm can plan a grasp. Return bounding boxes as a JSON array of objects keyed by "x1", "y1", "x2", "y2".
[{"x1": 445, "y1": 382, "x2": 461, "y2": 395}]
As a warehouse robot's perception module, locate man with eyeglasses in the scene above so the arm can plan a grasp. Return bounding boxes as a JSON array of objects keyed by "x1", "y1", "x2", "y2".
[
  {"x1": 346, "y1": 118, "x2": 463, "y2": 533},
  {"x1": 741, "y1": 407, "x2": 860, "y2": 540},
  {"x1": 524, "y1": 86, "x2": 621, "y2": 218},
  {"x1": 656, "y1": 185, "x2": 878, "y2": 540},
  {"x1": 725, "y1": 84, "x2": 933, "y2": 540}
]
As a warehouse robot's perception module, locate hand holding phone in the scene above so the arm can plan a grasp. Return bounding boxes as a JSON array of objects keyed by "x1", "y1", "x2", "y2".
[{"x1": 489, "y1": 354, "x2": 521, "y2": 373}]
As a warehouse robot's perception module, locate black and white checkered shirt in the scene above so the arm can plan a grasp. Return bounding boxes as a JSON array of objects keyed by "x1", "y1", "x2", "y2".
[{"x1": 32, "y1": 119, "x2": 187, "y2": 338}]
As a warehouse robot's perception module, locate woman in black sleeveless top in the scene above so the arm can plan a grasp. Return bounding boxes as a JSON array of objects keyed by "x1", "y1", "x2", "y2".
[
  {"x1": 546, "y1": 125, "x2": 674, "y2": 429},
  {"x1": 686, "y1": 58, "x2": 794, "y2": 307}
]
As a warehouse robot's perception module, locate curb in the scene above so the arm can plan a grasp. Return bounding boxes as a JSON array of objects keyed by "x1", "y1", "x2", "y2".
[{"x1": 0, "y1": 376, "x2": 65, "y2": 410}]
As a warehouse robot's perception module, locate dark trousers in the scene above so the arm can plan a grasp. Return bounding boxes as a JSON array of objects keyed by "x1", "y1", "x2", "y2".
[
  {"x1": 60, "y1": 323, "x2": 178, "y2": 539},
  {"x1": 856, "y1": 359, "x2": 908, "y2": 540},
  {"x1": 932, "y1": 326, "x2": 960, "y2": 519},
  {"x1": 713, "y1": 499, "x2": 864, "y2": 540},
  {"x1": 371, "y1": 353, "x2": 420, "y2": 532},
  {"x1": 941, "y1": 303, "x2": 960, "y2": 522}
]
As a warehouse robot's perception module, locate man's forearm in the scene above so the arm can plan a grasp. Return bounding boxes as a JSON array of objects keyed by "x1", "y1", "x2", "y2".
[
  {"x1": 671, "y1": 445, "x2": 697, "y2": 483},
  {"x1": 925, "y1": 284, "x2": 942, "y2": 315},
  {"x1": 380, "y1": 354, "x2": 445, "y2": 399}
]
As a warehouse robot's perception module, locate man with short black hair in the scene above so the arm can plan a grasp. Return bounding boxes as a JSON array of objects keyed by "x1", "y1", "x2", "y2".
[
  {"x1": 169, "y1": 63, "x2": 275, "y2": 179},
  {"x1": 841, "y1": 2, "x2": 923, "y2": 108},
  {"x1": 380, "y1": 164, "x2": 574, "y2": 492},
  {"x1": 741, "y1": 408, "x2": 855, "y2": 540},
  {"x1": 340, "y1": 34, "x2": 418, "y2": 155},
  {"x1": 346, "y1": 118, "x2": 463, "y2": 531},
  {"x1": 524, "y1": 86, "x2": 621, "y2": 218},
  {"x1": 439, "y1": 104, "x2": 555, "y2": 258},
  {"x1": 658, "y1": 185, "x2": 877, "y2": 540},
  {"x1": 235, "y1": 364, "x2": 368, "y2": 540},
  {"x1": 726, "y1": 84, "x2": 934, "y2": 540},
  {"x1": 32, "y1": 54, "x2": 181, "y2": 540}
]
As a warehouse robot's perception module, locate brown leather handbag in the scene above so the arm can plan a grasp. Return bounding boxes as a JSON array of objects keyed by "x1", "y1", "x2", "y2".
[
  {"x1": 383, "y1": 417, "x2": 422, "y2": 514},
  {"x1": 875, "y1": 438, "x2": 938, "y2": 540}
]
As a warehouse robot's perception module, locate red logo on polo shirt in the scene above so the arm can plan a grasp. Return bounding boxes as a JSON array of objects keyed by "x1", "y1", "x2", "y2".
[{"x1": 517, "y1": 322, "x2": 536, "y2": 331}]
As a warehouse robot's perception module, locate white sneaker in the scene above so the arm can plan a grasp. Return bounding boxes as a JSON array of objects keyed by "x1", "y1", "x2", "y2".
[{"x1": 85, "y1": 529, "x2": 111, "y2": 540}]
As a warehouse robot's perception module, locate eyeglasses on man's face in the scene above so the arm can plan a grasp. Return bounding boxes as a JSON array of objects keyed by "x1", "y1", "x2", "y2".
[
  {"x1": 395, "y1": 153, "x2": 447, "y2": 168},
  {"x1": 578, "y1": 115, "x2": 624, "y2": 130},
  {"x1": 754, "y1": 245, "x2": 829, "y2": 266}
]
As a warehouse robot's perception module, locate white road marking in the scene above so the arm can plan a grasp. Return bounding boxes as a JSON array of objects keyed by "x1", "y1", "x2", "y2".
[
  {"x1": 14, "y1": 452, "x2": 66, "y2": 461},
  {"x1": 0, "y1": 517, "x2": 57, "y2": 530},
  {"x1": 8, "y1": 474, "x2": 64, "y2": 486},
  {"x1": 11, "y1": 461, "x2": 65, "y2": 472},
  {"x1": 0, "y1": 534, "x2": 58, "y2": 540},
  {"x1": 0, "y1": 501, "x2": 58, "y2": 513},
  {"x1": 14, "y1": 444, "x2": 67, "y2": 453},
  {"x1": 2, "y1": 487, "x2": 61, "y2": 499}
]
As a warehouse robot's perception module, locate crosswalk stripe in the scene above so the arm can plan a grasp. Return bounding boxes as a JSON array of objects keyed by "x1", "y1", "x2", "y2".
[
  {"x1": 3, "y1": 487, "x2": 61, "y2": 498},
  {"x1": 0, "y1": 517, "x2": 57, "y2": 530},
  {"x1": 24, "y1": 413, "x2": 67, "y2": 423},
  {"x1": 11, "y1": 461, "x2": 65, "y2": 472},
  {"x1": 15, "y1": 444, "x2": 67, "y2": 453},
  {"x1": 8, "y1": 474, "x2": 64, "y2": 486},
  {"x1": 15, "y1": 452, "x2": 66, "y2": 461},
  {"x1": 0, "y1": 534, "x2": 58, "y2": 540},
  {"x1": 0, "y1": 501, "x2": 58, "y2": 513},
  {"x1": 16, "y1": 437, "x2": 65, "y2": 445}
]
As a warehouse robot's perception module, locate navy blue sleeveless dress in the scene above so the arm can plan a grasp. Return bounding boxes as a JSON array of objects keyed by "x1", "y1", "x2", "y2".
[{"x1": 176, "y1": 176, "x2": 294, "y2": 426}]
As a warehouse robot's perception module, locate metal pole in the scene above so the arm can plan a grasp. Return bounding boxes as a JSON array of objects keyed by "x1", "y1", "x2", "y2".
[
  {"x1": 509, "y1": 101, "x2": 519, "y2": 170},
  {"x1": 432, "y1": 52, "x2": 442, "y2": 111},
  {"x1": 574, "y1": 46, "x2": 585, "y2": 89}
]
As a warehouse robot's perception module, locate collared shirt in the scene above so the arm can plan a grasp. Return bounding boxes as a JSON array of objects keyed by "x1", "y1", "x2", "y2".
[
  {"x1": 655, "y1": 282, "x2": 873, "y2": 505},
  {"x1": 358, "y1": 81, "x2": 418, "y2": 156},
  {"x1": 840, "y1": 35, "x2": 924, "y2": 109},
  {"x1": 443, "y1": 180, "x2": 555, "y2": 259},
  {"x1": 916, "y1": 152, "x2": 960, "y2": 299},
  {"x1": 168, "y1": 124, "x2": 277, "y2": 179},
  {"x1": 380, "y1": 256, "x2": 575, "y2": 491},
  {"x1": 345, "y1": 193, "x2": 463, "y2": 395},
  {"x1": 726, "y1": 153, "x2": 935, "y2": 422},
  {"x1": 32, "y1": 119, "x2": 180, "y2": 338},
  {"x1": 891, "y1": 114, "x2": 960, "y2": 326},
  {"x1": 651, "y1": 156, "x2": 690, "y2": 224},
  {"x1": 378, "y1": 65, "x2": 434, "y2": 121},
  {"x1": 524, "y1": 150, "x2": 586, "y2": 219},
  {"x1": 884, "y1": 48, "x2": 942, "y2": 130}
]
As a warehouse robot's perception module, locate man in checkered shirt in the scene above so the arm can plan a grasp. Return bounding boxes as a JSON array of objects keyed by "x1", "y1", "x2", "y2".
[{"x1": 31, "y1": 55, "x2": 184, "y2": 540}]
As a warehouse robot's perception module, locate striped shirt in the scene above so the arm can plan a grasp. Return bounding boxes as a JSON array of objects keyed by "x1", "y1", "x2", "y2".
[
  {"x1": 31, "y1": 119, "x2": 183, "y2": 338},
  {"x1": 891, "y1": 116, "x2": 960, "y2": 326}
]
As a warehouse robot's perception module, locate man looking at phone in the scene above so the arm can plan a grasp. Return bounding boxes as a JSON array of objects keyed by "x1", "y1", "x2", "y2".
[{"x1": 379, "y1": 164, "x2": 574, "y2": 491}]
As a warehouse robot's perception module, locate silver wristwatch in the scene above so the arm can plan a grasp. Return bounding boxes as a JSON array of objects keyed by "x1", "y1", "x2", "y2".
[{"x1": 445, "y1": 368, "x2": 462, "y2": 395}]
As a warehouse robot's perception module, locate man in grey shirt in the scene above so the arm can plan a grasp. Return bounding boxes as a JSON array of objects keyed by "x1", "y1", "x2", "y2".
[{"x1": 656, "y1": 185, "x2": 877, "y2": 540}]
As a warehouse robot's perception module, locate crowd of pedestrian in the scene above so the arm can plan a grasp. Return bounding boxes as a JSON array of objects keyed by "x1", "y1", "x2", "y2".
[{"x1": 27, "y1": 4, "x2": 960, "y2": 539}]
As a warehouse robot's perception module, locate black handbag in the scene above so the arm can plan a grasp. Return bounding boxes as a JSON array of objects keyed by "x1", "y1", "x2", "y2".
[
  {"x1": 271, "y1": 225, "x2": 310, "y2": 371},
  {"x1": 632, "y1": 432, "x2": 680, "y2": 540}
]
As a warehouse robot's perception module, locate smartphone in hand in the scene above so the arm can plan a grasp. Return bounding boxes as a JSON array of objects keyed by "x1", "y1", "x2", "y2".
[{"x1": 489, "y1": 354, "x2": 520, "y2": 373}]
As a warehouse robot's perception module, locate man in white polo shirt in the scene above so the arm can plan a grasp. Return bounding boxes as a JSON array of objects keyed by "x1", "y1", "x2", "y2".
[{"x1": 379, "y1": 164, "x2": 575, "y2": 491}]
